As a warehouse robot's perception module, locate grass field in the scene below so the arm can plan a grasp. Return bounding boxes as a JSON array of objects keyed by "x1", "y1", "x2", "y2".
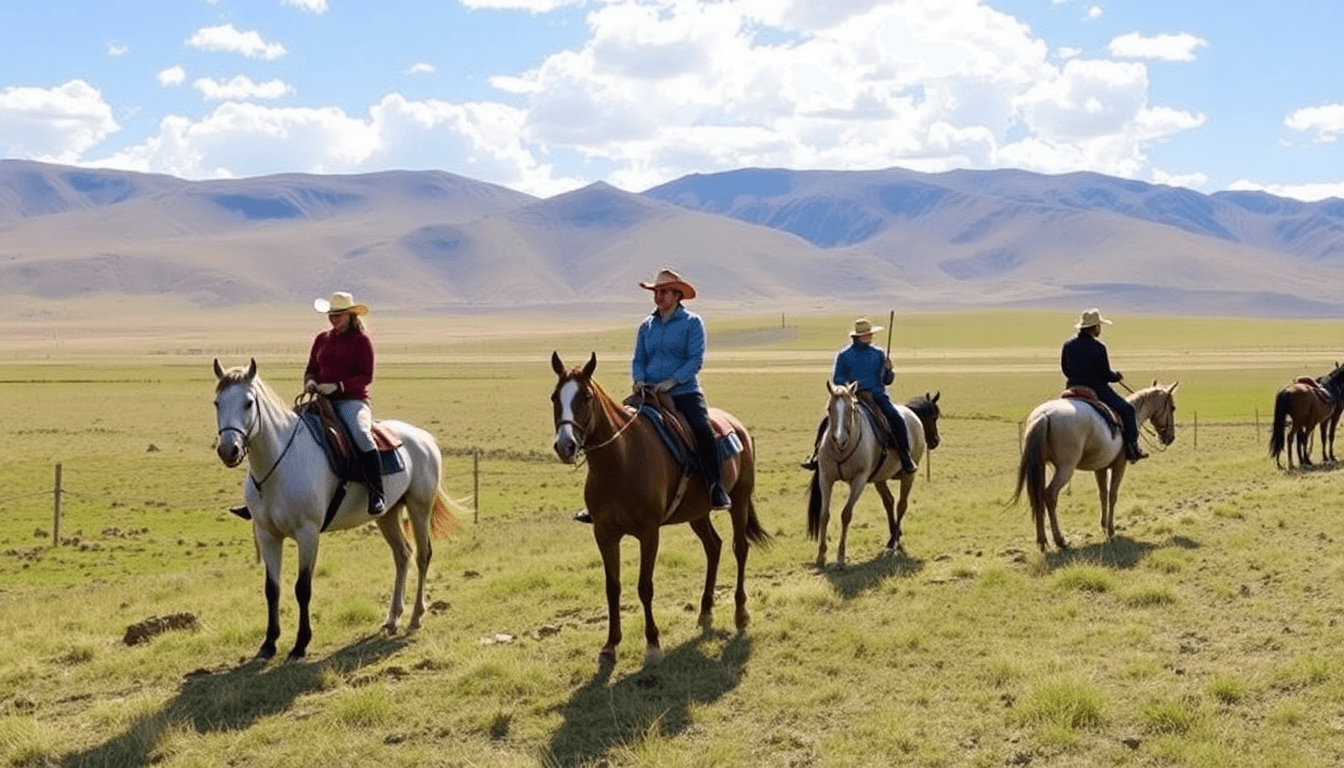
[{"x1": 3, "y1": 309, "x2": 1344, "y2": 767}]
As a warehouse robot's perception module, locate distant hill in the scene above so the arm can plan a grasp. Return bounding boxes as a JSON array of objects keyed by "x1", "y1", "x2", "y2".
[{"x1": 2, "y1": 159, "x2": 1342, "y2": 317}]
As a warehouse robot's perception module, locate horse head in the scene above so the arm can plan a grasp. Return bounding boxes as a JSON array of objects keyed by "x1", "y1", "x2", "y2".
[
  {"x1": 1143, "y1": 380, "x2": 1179, "y2": 447},
  {"x1": 824, "y1": 380, "x2": 860, "y2": 448},
  {"x1": 912, "y1": 391, "x2": 942, "y2": 450},
  {"x1": 213, "y1": 357, "x2": 258, "y2": 468},
  {"x1": 551, "y1": 351, "x2": 598, "y2": 464}
]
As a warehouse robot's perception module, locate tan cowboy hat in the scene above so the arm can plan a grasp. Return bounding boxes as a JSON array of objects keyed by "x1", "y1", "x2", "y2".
[
  {"x1": 849, "y1": 317, "x2": 883, "y2": 338},
  {"x1": 1074, "y1": 308, "x2": 1112, "y2": 329},
  {"x1": 313, "y1": 291, "x2": 369, "y2": 315},
  {"x1": 639, "y1": 268, "x2": 696, "y2": 300}
]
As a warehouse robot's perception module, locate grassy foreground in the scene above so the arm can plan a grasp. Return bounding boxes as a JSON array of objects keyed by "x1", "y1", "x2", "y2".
[{"x1": 3, "y1": 309, "x2": 1344, "y2": 767}]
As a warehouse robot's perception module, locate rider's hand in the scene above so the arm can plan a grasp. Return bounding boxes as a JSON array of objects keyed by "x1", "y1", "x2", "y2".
[
  {"x1": 1115, "y1": 371, "x2": 1124, "y2": 382},
  {"x1": 653, "y1": 378, "x2": 677, "y2": 393},
  {"x1": 315, "y1": 382, "x2": 338, "y2": 395},
  {"x1": 304, "y1": 379, "x2": 318, "y2": 394},
  {"x1": 632, "y1": 380, "x2": 647, "y2": 393}
]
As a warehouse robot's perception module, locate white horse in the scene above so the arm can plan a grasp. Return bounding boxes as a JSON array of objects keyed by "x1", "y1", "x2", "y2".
[
  {"x1": 806, "y1": 380, "x2": 941, "y2": 568},
  {"x1": 213, "y1": 359, "x2": 460, "y2": 661},
  {"x1": 1011, "y1": 382, "x2": 1178, "y2": 552}
]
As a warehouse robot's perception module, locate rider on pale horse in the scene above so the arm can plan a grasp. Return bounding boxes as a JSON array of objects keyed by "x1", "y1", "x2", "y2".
[
  {"x1": 230, "y1": 290, "x2": 387, "y2": 519},
  {"x1": 574, "y1": 269, "x2": 732, "y2": 524},
  {"x1": 1061, "y1": 308, "x2": 1148, "y2": 463},
  {"x1": 800, "y1": 317, "x2": 918, "y2": 475}
]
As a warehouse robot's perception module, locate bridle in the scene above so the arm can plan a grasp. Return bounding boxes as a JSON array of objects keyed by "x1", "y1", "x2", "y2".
[
  {"x1": 556, "y1": 378, "x2": 643, "y2": 461},
  {"x1": 824, "y1": 391, "x2": 863, "y2": 467},
  {"x1": 217, "y1": 380, "x2": 301, "y2": 491}
]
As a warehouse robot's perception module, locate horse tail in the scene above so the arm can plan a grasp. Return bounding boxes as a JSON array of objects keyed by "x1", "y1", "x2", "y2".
[
  {"x1": 427, "y1": 489, "x2": 465, "y2": 539},
  {"x1": 806, "y1": 470, "x2": 823, "y2": 541},
  {"x1": 1010, "y1": 416, "x2": 1048, "y2": 514},
  {"x1": 745, "y1": 497, "x2": 773, "y2": 549},
  {"x1": 1269, "y1": 389, "x2": 1289, "y2": 459}
]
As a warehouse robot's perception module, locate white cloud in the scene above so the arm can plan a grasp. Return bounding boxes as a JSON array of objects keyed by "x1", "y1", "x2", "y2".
[
  {"x1": 107, "y1": 43, "x2": 128, "y2": 57},
  {"x1": 284, "y1": 0, "x2": 329, "y2": 13},
  {"x1": 1084, "y1": 5, "x2": 1102, "y2": 20},
  {"x1": 459, "y1": 0, "x2": 582, "y2": 10},
  {"x1": 0, "y1": 81, "x2": 119, "y2": 163},
  {"x1": 1284, "y1": 103, "x2": 1344, "y2": 143},
  {"x1": 194, "y1": 76, "x2": 294, "y2": 101},
  {"x1": 405, "y1": 63, "x2": 436, "y2": 75},
  {"x1": 187, "y1": 24, "x2": 287, "y2": 60},
  {"x1": 1108, "y1": 32, "x2": 1206, "y2": 62},
  {"x1": 1228, "y1": 178, "x2": 1344, "y2": 203},
  {"x1": 158, "y1": 66, "x2": 187, "y2": 86}
]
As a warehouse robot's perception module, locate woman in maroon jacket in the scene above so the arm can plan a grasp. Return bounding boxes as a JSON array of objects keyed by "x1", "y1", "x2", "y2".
[{"x1": 306, "y1": 291, "x2": 386, "y2": 515}]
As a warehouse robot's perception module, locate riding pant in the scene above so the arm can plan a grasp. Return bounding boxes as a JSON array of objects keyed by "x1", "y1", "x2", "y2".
[
  {"x1": 671, "y1": 391, "x2": 723, "y2": 488},
  {"x1": 1092, "y1": 385, "x2": 1139, "y2": 445},
  {"x1": 870, "y1": 391, "x2": 913, "y2": 455},
  {"x1": 332, "y1": 398, "x2": 376, "y2": 452}
]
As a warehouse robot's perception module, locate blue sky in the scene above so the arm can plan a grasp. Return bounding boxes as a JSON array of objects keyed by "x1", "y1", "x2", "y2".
[{"x1": 1, "y1": 0, "x2": 1341, "y2": 200}]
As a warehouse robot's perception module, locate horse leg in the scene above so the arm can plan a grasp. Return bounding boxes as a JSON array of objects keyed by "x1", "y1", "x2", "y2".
[
  {"x1": 375, "y1": 510, "x2": 412, "y2": 634},
  {"x1": 731, "y1": 500, "x2": 754, "y2": 632},
  {"x1": 873, "y1": 480, "x2": 900, "y2": 554},
  {"x1": 255, "y1": 529, "x2": 284, "y2": 661},
  {"x1": 1105, "y1": 464, "x2": 1127, "y2": 540},
  {"x1": 288, "y1": 527, "x2": 319, "y2": 661},
  {"x1": 1044, "y1": 465, "x2": 1075, "y2": 551},
  {"x1": 814, "y1": 475, "x2": 834, "y2": 568},
  {"x1": 637, "y1": 529, "x2": 663, "y2": 665},
  {"x1": 834, "y1": 477, "x2": 866, "y2": 569},
  {"x1": 595, "y1": 528, "x2": 623, "y2": 664},
  {"x1": 688, "y1": 516, "x2": 721, "y2": 631}
]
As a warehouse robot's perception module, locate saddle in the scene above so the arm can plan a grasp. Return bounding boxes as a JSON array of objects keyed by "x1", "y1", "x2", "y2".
[
  {"x1": 1293, "y1": 377, "x2": 1336, "y2": 404},
  {"x1": 854, "y1": 390, "x2": 899, "y2": 448},
  {"x1": 296, "y1": 397, "x2": 406, "y2": 483},
  {"x1": 622, "y1": 390, "x2": 745, "y2": 517},
  {"x1": 1060, "y1": 386, "x2": 1122, "y2": 438}
]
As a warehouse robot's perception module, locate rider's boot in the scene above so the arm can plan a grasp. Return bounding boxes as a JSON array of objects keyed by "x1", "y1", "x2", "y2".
[
  {"x1": 799, "y1": 417, "x2": 827, "y2": 470},
  {"x1": 709, "y1": 482, "x2": 732, "y2": 509},
  {"x1": 573, "y1": 510, "x2": 593, "y2": 524},
  {"x1": 892, "y1": 423, "x2": 918, "y2": 475},
  {"x1": 359, "y1": 449, "x2": 387, "y2": 515},
  {"x1": 1126, "y1": 441, "x2": 1149, "y2": 463},
  {"x1": 229, "y1": 505, "x2": 251, "y2": 520}
]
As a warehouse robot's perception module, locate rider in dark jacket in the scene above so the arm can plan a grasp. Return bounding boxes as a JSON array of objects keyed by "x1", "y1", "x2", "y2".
[{"x1": 1061, "y1": 308, "x2": 1147, "y2": 462}]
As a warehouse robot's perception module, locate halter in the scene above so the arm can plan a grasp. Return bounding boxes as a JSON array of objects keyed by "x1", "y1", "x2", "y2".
[
  {"x1": 825, "y1": 392, "x2": 864, "y2": 469},
  {"x1": 557, "y1": 381, "x2": 643, "y2": 463},
  {"x1": 217, "y1": 380, "x2": 301, "y2": 493}
]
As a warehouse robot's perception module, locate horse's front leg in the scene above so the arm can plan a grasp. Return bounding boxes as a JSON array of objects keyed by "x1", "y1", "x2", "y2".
[
  {"x1": 375, "y1": 511, "x2": 412, "y2": 633},
  {"x1": 594, "y1": 528, "x2": 623, "y2": 665},
  {"x1": 873, "y1": 480, "x2": 899, "y2": 553},
  {"x1": 637, "y1": 529, "x2": 663, "y2": 665},
  {"x1": 688, "y1": 516, "x2": 721, "y2": 631},
  {"x1": 255, "y1": 528, "x2": 284, "y2": 661},
  {"x1": 814, "y1": 476, "x2": 834, "y2": 568},
  {"x1": 288, "y1": 527, "x2": 319, "y2": 661},
  {"x1": 834, "y1": 477, "x2": 866, "y2": 568}
]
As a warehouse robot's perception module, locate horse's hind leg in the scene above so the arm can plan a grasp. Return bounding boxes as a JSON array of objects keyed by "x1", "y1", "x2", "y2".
[
  {"x1": 1044, "y1": 466, "x2": 1074, "y2": 551},
  {"x1": 636, "y1": 530, "x2": 663, "y2": 664},
  {"x1": 730, "y1": 499, "x2": 757, "y2": 632},
  {"x1": 375, "y1": 508, "x2": 412, "y2": 633},
  {"x1": 688, "y1": 515, "x2": 722, "y2": 631},
  {"x1": 873, "y1": 480, "x2": 900, "y2": 553}
]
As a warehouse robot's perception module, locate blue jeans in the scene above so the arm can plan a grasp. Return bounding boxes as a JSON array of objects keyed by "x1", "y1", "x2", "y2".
[
  {"x1": 671, "y1": 391, "x2": 723, "y2": 487},
  {"x1": 1093, "y1": 385, "x2": 1139, "y2": 444}
]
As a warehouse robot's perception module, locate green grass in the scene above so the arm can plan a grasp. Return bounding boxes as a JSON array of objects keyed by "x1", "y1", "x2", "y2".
[{"x1": 5, "y1": 310, "x2": 1344, "y2": 767}]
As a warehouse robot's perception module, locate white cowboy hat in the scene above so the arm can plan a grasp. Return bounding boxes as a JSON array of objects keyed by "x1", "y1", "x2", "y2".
[
  {"x1": 639, "y1": 268, "x2": 697, "y2": 300},
  {"x1": 849, "y1": 317, "x2": 884, "y2": 338},
  {"x1": 313, "y1": 291, "x2": 369, "y2": 315},
  {"x1": 1074, "y1": 308, "x2": 1112, "y2": 329}
]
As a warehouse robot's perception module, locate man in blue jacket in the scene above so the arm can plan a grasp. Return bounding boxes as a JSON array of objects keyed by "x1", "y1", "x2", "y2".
[
  {"x1": 1061, "y1": 308, "x2": 1147, "y2": 462},
  {"x1": 574, "y1": 269, "x2": 730, "y2": 524},
  {"x1": 801, "y1": 317, "x2": 917, "y2": 475}
]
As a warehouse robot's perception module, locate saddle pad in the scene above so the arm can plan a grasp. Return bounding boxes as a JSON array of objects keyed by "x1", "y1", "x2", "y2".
[
  {"x1": 636, "y1": 404, "x2": 744, "y2": 490},
  {"x1": 1060, "y1": 389, "x2": 1121, "y2": 438}
]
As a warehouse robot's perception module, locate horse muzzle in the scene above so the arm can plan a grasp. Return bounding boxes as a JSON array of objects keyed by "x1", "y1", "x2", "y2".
[
  {"x1": 216, "y1": 442, "x2": 244, "y2": 468},
  {"x1": 553, "y1": 434, "x2": 579, "y2": 464}
]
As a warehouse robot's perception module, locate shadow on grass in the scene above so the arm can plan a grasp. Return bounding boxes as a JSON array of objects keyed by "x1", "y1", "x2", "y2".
[
  {"x1": 1041, "y1": 534, "x2": 1162, "y2": 571},
  {"x1": 59, "y1": 633, "x2": 411, "y2": 768},
  {"x1": 819, "y1": 550, "x2": 925, "y2": 600},
  {"x1": 543, "y1": 631, "x2": 752, "y2": 768}
]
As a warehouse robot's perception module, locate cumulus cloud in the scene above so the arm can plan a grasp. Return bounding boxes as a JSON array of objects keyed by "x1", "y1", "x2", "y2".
[
  {"x1": 405, "y1": 63, "x2": 435, "y2": 75},
  {"x1": 1108, "y1": 32, "x2": 1206, "y2": 62},
  {"x1": 1284, "y1": 103, "x2": 1344, "y2": 143},
  {"x1": 194, "y1": 76, "x2": 294, "y2": 101},
  {"x1": 0, "y1": 80, "x2": 119, "y2": 162},
  {"x1": 1228, "y1": 178, "x2": 1344, "y2": 203},
  {"x1": 458, "y1": 0, "x2": 583, "y2": 10},
  {"x1": 108, "y1": 43, "x2": 128, "y2": 56},
  {"x1": 158, "y1": 66, "x2": 187, "y2": 86},
  {"x1": 284, "y1": 0, "x2": 329, "y2": 13},
  {"x1": 187, "y1": 24, "x2": 287, "y2": 60}
]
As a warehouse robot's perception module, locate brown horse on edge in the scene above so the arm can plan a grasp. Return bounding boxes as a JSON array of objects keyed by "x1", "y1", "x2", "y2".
[
  {"x1": 550, "y1": 352, "x2": 772, "y2": 666},
  {"x1": 1269, "y1": 362, "x2": 1344, "y2": 469}
]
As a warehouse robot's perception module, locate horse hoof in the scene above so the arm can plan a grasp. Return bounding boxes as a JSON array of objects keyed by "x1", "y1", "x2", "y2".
[
  {"x1": 285, "y1": 650, "x2": 307, "y2": 663},
  {"x1": 735, "y1": 610, "x2": 750, "y2": 632},
  {"x1": 697, "y1": 613, "x2": 713, "y2": 630}
]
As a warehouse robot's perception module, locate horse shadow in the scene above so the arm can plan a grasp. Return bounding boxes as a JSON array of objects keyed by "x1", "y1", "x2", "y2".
[
  {"x1": 1040, "y1": 534, "x2": 1174, "y2": 572},
  {"x1": 819, "y1": 551, "x2": 925, "y2": 601},
  {"x1": 542, "y1": 631, "x2": 752, "y2": 768},
  {"x1": 59, "y1": 634, "x2": 411, "y2": 767}
]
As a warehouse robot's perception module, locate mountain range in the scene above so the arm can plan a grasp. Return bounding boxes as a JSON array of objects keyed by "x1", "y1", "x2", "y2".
[{"x1": 2, "y1": 158, "x2": 1342, "y2": 318}]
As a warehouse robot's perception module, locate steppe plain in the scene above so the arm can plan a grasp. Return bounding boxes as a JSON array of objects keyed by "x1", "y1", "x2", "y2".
[{"x1": 4, "y1": 301, "x2": 1344, "y2": 768}]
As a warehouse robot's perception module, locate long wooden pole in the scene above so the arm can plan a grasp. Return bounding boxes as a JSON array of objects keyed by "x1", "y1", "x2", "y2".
[{"x1": 52, "y1": 463, "x2": 62, "y2": 548}]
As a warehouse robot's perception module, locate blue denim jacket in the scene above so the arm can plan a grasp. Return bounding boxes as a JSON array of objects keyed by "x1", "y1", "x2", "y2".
[
  {"x1": 632, "y1": 305, "x2": 705, "y2": 396},
  {"x1": 833, "y1": 341, "x2": 895, "y2": 395}
]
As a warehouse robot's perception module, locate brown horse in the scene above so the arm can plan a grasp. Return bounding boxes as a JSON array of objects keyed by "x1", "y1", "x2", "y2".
[
  {"x1": 1270, "y1": 362, "x2": 1344, "y2": 468},
  {"x1": 1011, "y1": 382, "x2": 1178, "y2": 552},
  {"x1": 550, "y1": 352, "x2": 772, "y2": 666}
]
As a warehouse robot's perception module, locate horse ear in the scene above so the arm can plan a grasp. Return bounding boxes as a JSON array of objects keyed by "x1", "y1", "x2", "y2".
[
  {"x1": 930, "y1": 391, "x2": 940, "y2": 403},
  {"x1": 213, "y1": 358, "x2": 225, "y2": 379},
  {"x1": 551, "y1": 351, "x2": 565, "y2": 376},
  {"x1": 246, "y1": 358, "x2": 257, "y2": 380},
  {"x1": 1168, "y1": 381, "x2": 1179, "y2": 394},
  {"x1": 582, "y1": 352, "x2": 597, "y2": 379}
]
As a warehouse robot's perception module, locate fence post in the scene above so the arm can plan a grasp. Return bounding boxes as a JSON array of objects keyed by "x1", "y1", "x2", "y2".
[
  {"x1": 473, "y1": 449, "x2": 480, "y2": 524},
  {"x1": 1193, "y1": 412, "x2": 1198, "y2": 451},
  {"x1": 52, "y1": 463, "x2": 62, "y2": 548}
]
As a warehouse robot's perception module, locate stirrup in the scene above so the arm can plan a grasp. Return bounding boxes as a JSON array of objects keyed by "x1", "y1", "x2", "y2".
[
  {"x1": 1126, "y1": 443, "x2": 1149, "y2": 462},
  {"x1": 799, "y1": 456, "x2": 818, "y2": 471},
  {"x1": 573, "y1": 510, "x2": 593, "y2": 524},
  {"x1": 710, "y1": 485, "x2": 731, "y2": 509}
]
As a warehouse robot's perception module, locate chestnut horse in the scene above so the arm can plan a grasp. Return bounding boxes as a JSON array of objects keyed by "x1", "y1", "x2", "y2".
[
  {"x1": 805, "y1": 381, "x2": 942, "y2": 568},
  {"x1": 1270, "y1": 362, "x2": 1344, "y2": 468},
  {"x1": 550, "y1": 352, "x2": 771, "y2": 666},
  {"x1": 1011, "y1": 382, "x2": 1178, "y2": 552}
]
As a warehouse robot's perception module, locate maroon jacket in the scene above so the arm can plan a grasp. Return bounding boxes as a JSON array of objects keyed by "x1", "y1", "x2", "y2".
[{"x1": 304, "y1": 328, "x2": 375, "y2": 401}]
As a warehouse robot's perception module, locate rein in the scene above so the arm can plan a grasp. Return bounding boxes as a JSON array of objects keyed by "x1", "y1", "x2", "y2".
[
  {"x1": 563, "y1": 383, "x2": 644, "y2": 465},
  {"x1": 823, "y1": 395, "x2": 864, "y2": 469}
]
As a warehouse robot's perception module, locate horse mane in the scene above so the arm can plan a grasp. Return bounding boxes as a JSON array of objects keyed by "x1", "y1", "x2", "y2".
[
  {"x1": 215, "y1": 367, "x2": 289, "y2": 416},
  {"x1": 583, "y1": 375, "x2": 633, "y2": 428}
]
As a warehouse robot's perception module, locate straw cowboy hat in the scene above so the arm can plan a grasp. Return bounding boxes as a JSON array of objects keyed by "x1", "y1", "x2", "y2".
[
  {"x1": 639, "y1": 269, "x2": 696, "y2": 300},
  {"x1": 313, "y1": 291, "x2": 369, "y2": 315},
  {"x1": 849, "y1": 317, "x2": 884, "y2": 338},
  {"x1": 1074, "y1": 308, "x2": 1112, "y2": 329}
]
